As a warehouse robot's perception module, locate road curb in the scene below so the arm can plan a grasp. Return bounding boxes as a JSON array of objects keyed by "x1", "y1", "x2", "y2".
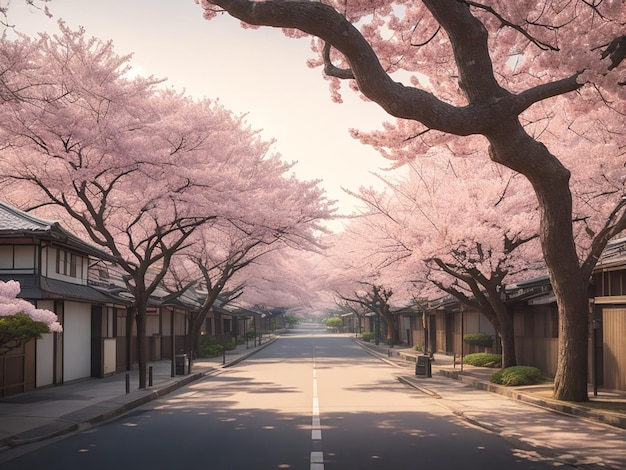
[
  {"x1": 354, "y1": 338, "x2": 626, "y2": 432},
  {"x1": 438, "y1": 369, "x2": 626, "y2": 430},
  {"x1": 1, "y1": 337, "x2": 279, "y2": 451},
  {"x1": 397, "y1": 376, "x2": 441, "y2": 399},
  {"x1": 222, "y1": 336, "x2": 278, "y2": 368}
]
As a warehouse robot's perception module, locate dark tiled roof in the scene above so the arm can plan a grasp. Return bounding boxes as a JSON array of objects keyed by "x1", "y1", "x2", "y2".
[
  {"x1": 0, "y1": 202, "x2": 56, "y2": 232},
  {"x1": 40, "y1": 277, "x2": 112, "y2": 303},
  {"x1": 0, "y1": 201, "x2": 113, "y2": 260},
  {"x1": 596, "y1": 237, "x2": 626, "y2": 269},
  {"x1": 0, "y1": 274, "x2": 114, "y2": 303}
]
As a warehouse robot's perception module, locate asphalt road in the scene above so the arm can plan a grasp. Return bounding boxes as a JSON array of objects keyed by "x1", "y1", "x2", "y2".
[{"x1": 1, "y1": 326, "x2": 571, "y2": 469}]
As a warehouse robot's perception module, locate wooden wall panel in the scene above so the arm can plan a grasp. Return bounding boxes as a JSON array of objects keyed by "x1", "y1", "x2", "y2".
[{"x1": 603, "y1": 308, "x2": 626, "y2": 391}]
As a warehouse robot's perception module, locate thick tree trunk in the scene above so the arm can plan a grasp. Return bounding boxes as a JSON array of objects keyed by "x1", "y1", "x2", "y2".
[
  {"x1": 125, "y1": 306, "x2": 133, "y2": 371},
  {"x1": 135, "y1": 305, "x2": 148, "y2": 389},
  {"x1": 489, "y1": 125, "x2": 589, "y2": 402},
  {"x1": 553, "y1": 284, "x2": 589, "y2": 401},
  {"x1": 132, "y1": 286, "x2": 149, "y2": 390},
  {"x1": 380, "y1": 309, "x2": 400, "y2": 345},
  {"x1": 483, "y1": 282, "x2": 517, "y2": 368},
  {"x1": 187, "y1": 311, "x2": 207, "y2": 371},
  {"x1": 498, "y1": 312, "x2": 516, "y2": 369}
]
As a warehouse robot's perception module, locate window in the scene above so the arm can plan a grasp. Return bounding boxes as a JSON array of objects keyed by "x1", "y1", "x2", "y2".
[
  {"x1": 595, "y1": 270, "x2": 626, "y2": 297},
  {"x1": 0, "y1": 245, "x2": 36, "y2": 270},
  {"x1": 56, "y1": 250, "x2": 65, "y2": 275},
  {"x1": 56, "y1": 249, "x2": 84, "y2": 279},
  {"x1": 0, "y1": 246, "x2": 11, "y2": 269},
  {"x1": 115, "y1": 309, "x2": 127, "y2": 337},
  {"x1": 609, "y1": 270, "x2": 624, "y2": 297},
  {"x1": 101, "y1": 306, "x2": 115, "y2": 338},
  {"x1": 14, "y1": 246, "x2": 35, "y2": 269}
]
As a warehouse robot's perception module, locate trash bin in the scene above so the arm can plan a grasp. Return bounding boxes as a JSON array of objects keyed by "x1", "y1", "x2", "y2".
[
  {"x1": 415, "y1": 354, "x2": 432, "y2": 378},
  {"x1": 175, "y1": 354, "x2": 187, "y2": 375}
]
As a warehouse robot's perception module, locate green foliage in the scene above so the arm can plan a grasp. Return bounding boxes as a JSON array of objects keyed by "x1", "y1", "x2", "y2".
[
  {"x1": 0, "y1": 312, "x2": 51, "y2": 355},
  {"x1": 491, "y1": 366, "x2": 544, "y2": 386},
  {"x1": 463, "y1": 352, "x2": 502, "y2": 368},
  {"x1": 361, "y1": 332, "x2": 375, "y2": 342},
  {"x1": 324, "y1": 317, "x2": 343, "y2": 329},
  {"x1": 246, "y1": 330, "x2": 255, "y2": 340},
  {"x1": 463, "y1": 332, "x2": 493, "y2": 348},
  {"x1": 285, "y1": 315, "x2": 298, "y2": 326},
  {"x1": 199, "y1": 335, "x2": 224, "y2": 358},
  {"x1": 414, "y1": 343, "x2": 423, "y2": 351},
  {"x1": 223, "y1": 341, "x2": 237, "y2": 351}
]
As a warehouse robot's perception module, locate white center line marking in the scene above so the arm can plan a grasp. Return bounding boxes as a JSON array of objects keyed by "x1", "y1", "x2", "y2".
[
  {"x1": 311, "y1": 356, "x2": 324, "y2": 469},
  {"x1": 311, "y1": 451, "x2": 324, "y2": 469}
]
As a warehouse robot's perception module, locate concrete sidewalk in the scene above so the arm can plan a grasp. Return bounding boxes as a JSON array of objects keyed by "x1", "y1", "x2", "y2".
[
  {"x1": 356, "y1": 339, "x2": 626, "y2": 469},
  {"x1": 357, "y1": 339, "x2": 626, "y2": 429},
  {"x1": 0, "y1": 336, "x2": 277, "y2": 452}
]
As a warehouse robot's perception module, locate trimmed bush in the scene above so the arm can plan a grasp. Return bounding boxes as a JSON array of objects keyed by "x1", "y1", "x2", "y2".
[
  {"x1": 463, "y1": 352, "x2": 502, "y2": 368},
  {"x1": 199, "y1": 336, "x2": 224, "y2": 358},
  {"x1": 491, "y1": 366, "x2": 544, "y2": 386},
  {"x1": 361, "y1": 332, "x2": 375, "y2": 342},
  {"x1": 0, "y1": 312, "x2": 51, "y2": 355},
  {"x1": 463, "y1": 332, "x2": 493, "y2": 348},
  {"x1": 325, "y1": 317, "x2": 343, "y2": 329}
]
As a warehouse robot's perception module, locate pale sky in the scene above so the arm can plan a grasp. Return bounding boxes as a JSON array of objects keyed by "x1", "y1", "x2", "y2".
[{"x1": 8, "y1": 0, "x2": 394, "y2": 227}]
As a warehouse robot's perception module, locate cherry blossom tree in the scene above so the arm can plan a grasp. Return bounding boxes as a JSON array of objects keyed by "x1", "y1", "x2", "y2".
[
  {"x1": 0, "y1": 24, "x2": 332, "y2": 388},
  {"x1": 319, "y1": 216, "x2": 418, "y2": 344},
  {"x1": 167, "y1": 170, "x2": 332, "y2": 367},
  {"x1": 197, "y1": 0, "x2": 626, "y2": 401},
  {"x1": 0, "y1": 26, "x2": 216, "y2": 388},
  {"x1": 350, "y1": 154, "x2": 543, "y2": 366},
  {"x1": 332, "y1": 299, "x2": 370, "y2": 336},
  {"x1": 235, "y1": 247, "x2": 334, "y2": 314},
  {"x1": 0, "y1": 280, "x2": 61, "y2": 355}
]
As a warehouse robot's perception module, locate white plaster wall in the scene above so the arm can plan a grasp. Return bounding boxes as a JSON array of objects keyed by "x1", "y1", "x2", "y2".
[
  {"x1": 36, "y1": 299, "x2": 55, "y2": 387},
  {"x1": 36, "y1": 333, "x2": 54, "y2": 387},
  {"x1": 63, "y1": 301, "x2": 91, "y2": 382}
]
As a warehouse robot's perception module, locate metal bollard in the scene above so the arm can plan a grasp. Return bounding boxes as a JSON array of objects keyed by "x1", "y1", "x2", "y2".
[
  {"x1": 149, "y1": 366, "x2": 153, "y2": 387},
  {"x1": 125, "y1": 373, "x2": 130, "y2": 394}
]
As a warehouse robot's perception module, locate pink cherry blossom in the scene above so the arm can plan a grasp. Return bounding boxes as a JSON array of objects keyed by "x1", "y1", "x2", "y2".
[{"x1": 0, "y1": 280, "x2": 62, "y2": 333}]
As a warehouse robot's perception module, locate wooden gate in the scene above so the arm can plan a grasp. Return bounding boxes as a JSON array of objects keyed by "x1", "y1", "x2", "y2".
[
  {"x1": 0, "y1": 340, "x2": 35, "y2": 397},
  {"x1": 602, "y1": 307, "x2": 626, "y2": 391}
]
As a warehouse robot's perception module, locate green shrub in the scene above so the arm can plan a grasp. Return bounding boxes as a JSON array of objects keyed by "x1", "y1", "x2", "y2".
[
  {"x1": 414, "y1": 343, "x2": 423, "y2": 352},
  {"x1": 361, "y1": 332, "x2": 375, "y2": 342},
  {"x1": 325, "y1": 317, "x2": 343, "y2": 329},
  {"x1": 0, "y1": 312, "x2": 51, "y2": 355},
  {"x1": 199, "y1": 336, "x2": 224, "y2": 357},
  {"x1": 463, "y1": 332, "x2": 493, "y2": 348},
  {"x1": 463, "y1": 352, "x2": 502, "y2": 368},
  {"x1": 223, "y1": 342, "x2": 237, "y2": 351},
  {"x1": 491, "y1": 366, "x2": 544, "y2": 386}
]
